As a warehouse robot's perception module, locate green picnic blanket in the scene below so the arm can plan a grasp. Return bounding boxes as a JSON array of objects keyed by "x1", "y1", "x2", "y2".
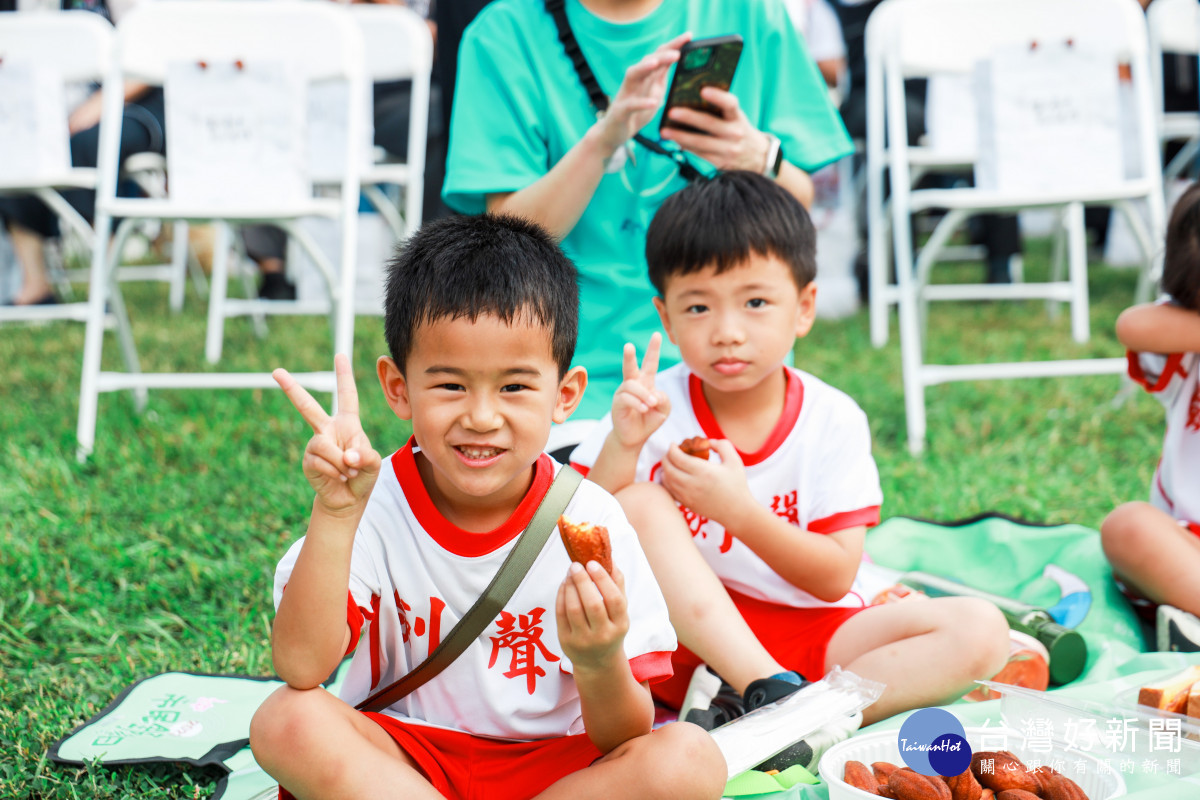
[{"x1": 49, "y1": 514, "x2": 1192, "y2": 798}]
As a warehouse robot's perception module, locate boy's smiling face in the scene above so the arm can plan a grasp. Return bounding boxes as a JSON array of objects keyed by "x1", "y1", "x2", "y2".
[
  {"x1": 378, "y1": 312, "x2": 585, "y2": 528},
  {"x1": 654, "y1": 253, "x2": 817, "y2": 394}
]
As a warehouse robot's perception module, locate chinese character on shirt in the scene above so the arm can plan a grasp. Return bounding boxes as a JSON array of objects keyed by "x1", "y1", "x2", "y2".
[{"x1": 488, "y1": 608, "x2": 561, "y2": 694}]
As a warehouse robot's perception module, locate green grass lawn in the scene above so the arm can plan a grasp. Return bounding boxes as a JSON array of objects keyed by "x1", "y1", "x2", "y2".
[{"x1": 0, "y1": 245, "x2": 1164, "y2": 797}]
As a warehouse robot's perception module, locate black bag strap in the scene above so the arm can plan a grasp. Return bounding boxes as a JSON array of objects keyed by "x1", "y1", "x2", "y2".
[
  {"x1": 356, "y1": 465, "x2": 584, "y2": 713},
  {"x1": 544, "y1": 0, "x2": 705, "y2": 183}
]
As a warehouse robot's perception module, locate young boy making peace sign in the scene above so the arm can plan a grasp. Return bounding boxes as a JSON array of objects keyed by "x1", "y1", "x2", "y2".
[
  {"x1": 571, "y1": 172, "x2": 1011, "y2": 727},
  {"x1": 250, "y1": 215, "x2": 724, "y2": 800}
]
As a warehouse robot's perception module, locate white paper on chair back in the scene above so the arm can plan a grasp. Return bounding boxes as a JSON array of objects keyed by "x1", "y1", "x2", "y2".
[
  {"x1": 925, "y1": 74, "x2": 978, "y2": 159},
  {"x1": 0, "y1": 65, "x2": 71, "y2": 184},
  {"x1": 974, "y1": 44, "x2": 1123, "y2": 195},
  {"x1": 307, "y1": 78, "x2": 374, "y2": 184},
  {"x1": 165, "y1": 60, "x2": 308, "y2": 207}
]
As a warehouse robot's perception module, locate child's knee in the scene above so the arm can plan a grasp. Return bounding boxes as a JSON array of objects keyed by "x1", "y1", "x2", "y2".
[
  {"x1": 249, "y1": 685, "x2": 322, "y2": 768},
  {"x1": 939, "y1": 597, "x2": 1009, "y2": 677},
  {"x1": 1100, "y1": 501, "x2": 1157, "y2": 559},
  {"x1": 634, "y1": 723, "x2": 726, "y2": 798}
]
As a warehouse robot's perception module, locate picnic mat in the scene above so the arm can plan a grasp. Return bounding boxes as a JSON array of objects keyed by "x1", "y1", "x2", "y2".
[
  {"x1": 49, "y1": 664, "x2": 350, "y2": 799},
  {"x1": 47, "y1": 514, "x2": 1192, "y2": 798}
]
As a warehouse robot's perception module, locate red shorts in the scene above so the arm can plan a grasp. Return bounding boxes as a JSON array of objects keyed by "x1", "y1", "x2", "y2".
[
  {"x1": 1115, "y1": 520, "x2": 1200, "y2": 622},
  {"x1": 652, "y1": 588, "x2": 865, "y2": 709},
  {"x1": 279, "y1": 714, "x2": 604, "y2": 800}
]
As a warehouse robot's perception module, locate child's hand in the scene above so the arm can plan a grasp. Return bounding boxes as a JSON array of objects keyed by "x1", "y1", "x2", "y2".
[
  {"x1": 274, "y1": 354, "x2": 381, "y2": 516},
  {"x1": 661, "y1": 439, "x2": 754, "y2": 525},
  {"x1": 556, "y1": 561, "x2": 630, "y2": 676},
  {"x1": 611, "y1": 333, "x2": 671, "y2": 448}
]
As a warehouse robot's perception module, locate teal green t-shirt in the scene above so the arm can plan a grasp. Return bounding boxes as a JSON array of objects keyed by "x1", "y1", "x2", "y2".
[{"x1": 445, "y1": 0, "x2": 852, "y2": 419}]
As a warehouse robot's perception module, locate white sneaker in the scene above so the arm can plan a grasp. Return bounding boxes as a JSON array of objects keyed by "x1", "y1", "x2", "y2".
[
  {"x1": 1157, "y1": 604, "x2": 1200, "y2": 653},
  {"x1": 679, "y1": 665, "x2": 745, "y2": 730}
]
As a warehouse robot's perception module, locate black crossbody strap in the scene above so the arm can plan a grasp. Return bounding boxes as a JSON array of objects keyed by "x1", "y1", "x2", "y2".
[
  {"x1": 546, "y1": 0, "x2": 609, "y2": 113},
  {"x1": 356, "y1": 465, "x2": 584, "y2": 713},
  {"x1": 544, "y1": 0, "x2": 705, "y2": 183}
]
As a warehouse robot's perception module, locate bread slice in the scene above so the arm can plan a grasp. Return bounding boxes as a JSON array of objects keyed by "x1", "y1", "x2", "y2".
[
  {"x1": 1138, "y1": 666, "x2": 1200, "y2": 713},
  {"x1": 1186, "y1": 681, "x2": 1200, "y2": 721}
]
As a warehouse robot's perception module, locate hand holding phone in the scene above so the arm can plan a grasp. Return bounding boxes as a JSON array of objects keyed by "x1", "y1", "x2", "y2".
[
  {"x1": 659, "y1": 34, "x2": 743, "y2": 135},
  {"x1": 658, "y1": 33, "x2": 775, "y2": 175}
]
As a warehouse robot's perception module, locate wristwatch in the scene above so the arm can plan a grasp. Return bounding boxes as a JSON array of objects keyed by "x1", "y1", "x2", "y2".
[{"x1": 762, "y1": 134, "x2": 784, "y2": 180}]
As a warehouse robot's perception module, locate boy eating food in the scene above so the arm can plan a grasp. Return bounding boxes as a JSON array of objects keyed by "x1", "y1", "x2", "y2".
[
  {"x1": 571, "y1": 171, "x2": 1010, "y2": 726},
  {"x1": 250, "y1": 214, "x2": 724, "y2": 799}
]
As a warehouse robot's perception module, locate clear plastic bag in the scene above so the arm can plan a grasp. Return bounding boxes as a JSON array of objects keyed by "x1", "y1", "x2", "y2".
[{"x1": 710, "y1": 667, "x2": 885, "y2": 778}]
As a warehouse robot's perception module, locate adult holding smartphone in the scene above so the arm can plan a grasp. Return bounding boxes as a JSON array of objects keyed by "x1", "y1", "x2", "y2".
[{"x1": 444, "y1": 0, "x2": 851, "y2": 436}]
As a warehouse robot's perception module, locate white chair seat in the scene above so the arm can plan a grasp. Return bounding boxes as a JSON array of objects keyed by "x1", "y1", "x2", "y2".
[
  {"x1": 103, "y1": 197, "x2": 342, "y2": 222},
  {"x1": 1160, "y1": 113, "x2": 1200, "y2": 142},
  {"x1": 0, "y1": 169, "x2": 98, "y2": 192},
  {"x1": 908, "y1": 181, "x2": 1157, "y2": 213},
  {"x1": 361, "y1": 162, "x2": 413, "y2": 184},
  {"x1": 905, "y1": 147, "x2": 975, "y2": 170}
]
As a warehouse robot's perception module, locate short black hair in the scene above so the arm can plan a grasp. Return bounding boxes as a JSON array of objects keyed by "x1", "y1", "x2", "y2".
[
  {"x1": 383, "y1": 214, "x2": 579, "y2": 375},
  {"x1": 645, "y1": 170, "x2": 817, "y2": 295},
  {"x1": 1164, "y1": 181, "x2": 1200, "y2": 311}
]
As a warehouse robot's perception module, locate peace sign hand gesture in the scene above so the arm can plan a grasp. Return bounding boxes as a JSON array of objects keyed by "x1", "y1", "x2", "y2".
[
  {"x1": 611, "y1": 333, "x2": 671, "y2": 449},
  {"x1": 274, "y1": 354, "x2": 382, "y2": 516}
]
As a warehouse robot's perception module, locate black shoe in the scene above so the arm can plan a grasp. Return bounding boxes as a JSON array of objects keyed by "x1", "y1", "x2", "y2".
[
  {"x1": 1157, "y1": 604, "x2": 1200, "y2": 652},
  {"x1": 743, "y1": 671, "x2": 810, "y2": 711},
  {"x1": 755, "y1": 740, "x2": 816, "y2": 773},
  {"x1": 259, "y1": 272, "x2": 297, "y2": 301},
  {"x1": 682, "y1": 676, "x2": 746, "y2": 731},
  {"x1": 755, "y1": 711, "x2": 864, "y2": 773}
]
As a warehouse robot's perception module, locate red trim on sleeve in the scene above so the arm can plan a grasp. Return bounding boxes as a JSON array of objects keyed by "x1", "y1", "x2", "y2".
[
  {"x1": 688, "y1": 368, "x2": 803, "y2": 466},
  {"x1": 1127, "y1": 350, "x2": 1187, "y2": 393},
  {"x1": 808, "y1": 505, "x2": 881, "y2": 534},
  {"x1": 346, "y1": 591, "x2": 364, "y2": 656},
  {"x1": 390, "y1": 438, "x2": 555, "y2": 557},
  {"x1": 569, "y1": 462, "x2": 590, "y2": 478},
  {"x1": 629, "y1": 651, "x2": 675, "y2": 686},
  {"x1": 1187, "y1": 522, "x2": 1200, "y2": 538}
]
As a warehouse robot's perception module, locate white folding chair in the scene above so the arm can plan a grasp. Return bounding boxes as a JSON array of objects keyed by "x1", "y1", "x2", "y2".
[
  {"x1": 76, "y1": 0, "x2": 367, "y2": 459},
  {"x1": 1147, "y1": 0, "x2": 1200, "y2": 184},
  {"x1": 866, "y1": 0, "x2": 1165, "y2": 455},
  {"x1": 211, "y1": 3, "x2": 430, "y2": 335},
  {"x1": 0, "y1": 12, "x2": 203, "y2": 319},
  {"x1": 0, "y1": 11, "x2": 110, "y2": 323},
  {"x1": 350, "y1": 3, "x2": 433, "y2": 241}
]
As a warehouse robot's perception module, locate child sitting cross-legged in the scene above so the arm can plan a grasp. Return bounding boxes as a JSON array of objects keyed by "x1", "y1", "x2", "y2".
[
  {"x1": 570, "y1": 171, "x2": 1010, "y2": 728},
  {"x1": 249, "y1": 214, "x2": 725, "y2": 800},
  {"x1": 1102, "y1": 180, "x2": 1200, "y2": 653}
]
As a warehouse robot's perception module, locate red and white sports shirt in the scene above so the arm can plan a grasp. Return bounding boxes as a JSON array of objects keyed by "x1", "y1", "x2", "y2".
[
  {"x1": 272, "y1": 440, "x2": 676, "y2": 740},
  {"x1": 1128, "y1": 334, "x2": 1200, "y2": 527},
  {"x1": 570, "y1": 364, "x2": 882, "y2": 609}
]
